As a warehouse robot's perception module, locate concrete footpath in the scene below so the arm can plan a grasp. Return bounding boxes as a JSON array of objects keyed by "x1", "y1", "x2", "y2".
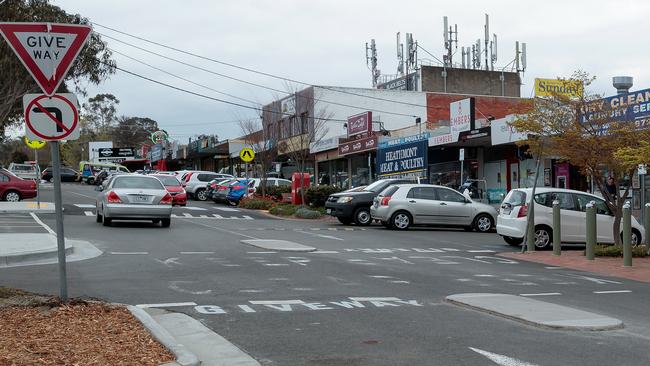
[
  {"x1": 446, "y1": 293, "x2": 624, "y2": 331},
  {"x1": 141, "y1": 307, "x2": 261, "y2": 366},
  {"x1": 0, "y1": 233, "x2": 102, "y2": 267},
  {"x1": 0, "y1": 201, "x2": 56, "y2": 214},
  {"x1": 499, "y1": 251, "x2": 650, "y2": 284}
]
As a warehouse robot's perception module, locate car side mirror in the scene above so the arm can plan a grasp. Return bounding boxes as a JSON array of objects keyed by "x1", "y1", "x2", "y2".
[{"x1": 95, "y1": 185, "x2": 103, "y2": 192}]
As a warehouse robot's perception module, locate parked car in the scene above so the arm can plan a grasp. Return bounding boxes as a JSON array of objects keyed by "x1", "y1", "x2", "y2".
[
  {"x1": 497, "y1": 187, "x2": 644, "y2": 249},
  {"x1": 370, "y1": 184, "x2": 498, "y2": 231},
  {"x1": 325, "y1": 179, "x2": 416, "y2": 225},
  {"x1": 95, "y1": 175, "x2": 173, "y2": 227},
  {"x1": 225, "y1": 179, "x2": 254, "y2": 206},
  {"x1": 206, "y1": 178, "x2": 233, "y2": 201},
  {"x1": 8, "y1": 162, "x2": 38, "y2": 180},
  {"x1": 0, "y1": 168, "x2": 37, "y2": 202},
  {"x1": 79, "y1": 161, "x2": 129, "y2": 184},
  {"x1": 211, "y1": 179, "x2": 237, "y2": 203},
  {"x1": 182, "y1": 171, "x2": 234, "y2": 201},
  {"x1": 41, "y1": 167, "x2": 79, "y2": 182},
  {"x1": 248, "y1": 178, "x2": 292, "y2": 195},
  {"x1": 149, "y1": 174, "x2": 187, "y2": 206}
]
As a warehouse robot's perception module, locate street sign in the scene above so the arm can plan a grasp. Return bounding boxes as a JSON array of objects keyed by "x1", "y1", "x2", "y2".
[
  {"x1": 24, "y1": 136, "x2": 46, "y2": 149},
  {"x1": 459, "y1": 148, "x2": 465, "y2": 161},
  {"x1": 23, "y1": 93, "x2": 79, "y2": 141},
  {"x1": 151, "y1": 130, "x2": 169, "y2": 144},
  {"x1": 240, "y1": 148, "x2": 255, "y2": 162},
  {"x1": 0, "y1": 23, "x2": 92, "y2": 96},
  {"x1": 639, "y1": 164, "x2": 647, "y2": 176}
]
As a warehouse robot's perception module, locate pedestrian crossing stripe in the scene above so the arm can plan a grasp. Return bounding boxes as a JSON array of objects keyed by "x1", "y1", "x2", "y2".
[{"x1": 74, "y1": 204, "x2": 95, "y2": 208}]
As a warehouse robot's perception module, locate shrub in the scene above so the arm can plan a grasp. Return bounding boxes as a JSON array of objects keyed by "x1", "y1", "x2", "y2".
[
  {"x1": 305, "y1": 185, "x2": 343, "y2": 207},
  {"x1": 269, "y1": 203, "x2": 299, "y2": 216},
  {"x1": 261, "y1": 185, "x2": 292, "y2": 199},
  {"x1": 295, "y1": 207, "x2": 322, "y2": 219},
  {"x1": 239, "y1": 197, "x2": 276, "y2": 210},
  {"x1": 592, "y1": 244, "x2": 648, "y2": 257}
]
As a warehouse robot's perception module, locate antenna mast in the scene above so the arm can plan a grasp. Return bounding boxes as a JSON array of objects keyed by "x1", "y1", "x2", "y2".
[
  {"x1": 365, "y1": 39, "x2": 380, "y2": 87},
  {"x1": 443, "y1": 16, "x2": 458, "y2": 67},
  {"x1": 396, "y1": 32, "x2": 404, "y2": 75}
]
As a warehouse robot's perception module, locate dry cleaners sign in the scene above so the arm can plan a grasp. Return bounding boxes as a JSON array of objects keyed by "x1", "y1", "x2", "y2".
[{"x1": 377, "y1": 139, "x2": 428, "y2": 178}]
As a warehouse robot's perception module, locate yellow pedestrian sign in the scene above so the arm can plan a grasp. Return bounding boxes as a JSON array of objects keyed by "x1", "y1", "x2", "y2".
[
  {"x1": 239, "y1": 148, "x2": 255, "y2": 162},
  {"x1": 24, "y1": 136, "x2": 46, "y2": 149}
]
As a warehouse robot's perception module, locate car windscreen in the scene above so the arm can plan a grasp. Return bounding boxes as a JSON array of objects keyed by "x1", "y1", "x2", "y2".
[
  {"x1": 504, "y1": 190, "x2": 527, "y2": 206},
  {"x1": 364, "y1": 180, "x2": 390, "y2": 193},
  {"x1": 12, "y1": 165, "x2": 35, "y2": 171},
  {"x1": 157, "y1": 176, "x2": 181, "y2": 186},
  {"x1": 112, "y1": 177, "x2": 164, "y2": 189}
]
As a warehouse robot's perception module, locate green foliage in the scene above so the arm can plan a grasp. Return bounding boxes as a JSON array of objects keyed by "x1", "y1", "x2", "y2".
[
  {"x1": 592, "y1": 244, "x2": 648, "y2": 257},
  {"x1": 10, "y1": 150, "x2": 29, "y2": 164},
  {"x1": 305, "y1": 185, "x2": 342, "y2": 207},
  {"x1": 239, "y1": 197, "x2": 275, "y2": 210},
  {"x1": 261, "y1": 185, "x2": 291, "y2": 199},
  {"x1": 295, "y1": 207, "x2": 322, "y2": 219},
  {"x1": 269, "y1": 203, "x2": 299, "y2": 216}
]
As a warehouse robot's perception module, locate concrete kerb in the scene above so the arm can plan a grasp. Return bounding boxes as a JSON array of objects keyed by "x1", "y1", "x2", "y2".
[
  {"x1": 445, "y1": 293, "x2": 624, "y2": 331},
  {"x1": 127, "y1": 305, "x2": 200, "y2": 366},
  {"x1": 0, "y1": 202, "x2": 56, "y2": 214}
]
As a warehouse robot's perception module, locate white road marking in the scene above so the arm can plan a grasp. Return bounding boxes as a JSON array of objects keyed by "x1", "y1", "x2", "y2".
[
  {"x1": 593, "y1": 290, "x2": 632, "y2": 294},
  {"x1": 268, "y1": 278, "x2": 289, "y2": 281},
  {"x1": 456, "y1": 278, "x2": 473, "y2": 282},
  {"x1": 110, "y1": 251, "x2": 149, "y2": 255},
  {"x1": 239, "y1": 289, "x2": 267, "y2": 293},
  {"x1": 312, "y1": 250, "x2": 340, "y2": 254},
  {"x1": 68, "y1": 191, "x2": 96, "y2": 199},
  {"x1": 316, "y1": 234, "x2": 344, "y2": 241},
  {"x1": 183, "y1": 206, "x2": 207, "y2": 211},
  {"x1": 349, "y1": 297, "x2": 401, "y2": 301},
  {"x1": 183, "y1": 213, "x2": 193, "y2": 218},
  {"x1": 520, "y1": 292, "x2": 562, "y2": 297},
  {"x1": 467, "y1": 250, "x2": 496, "y2": 253},
  {"x1": 242, "y1": 215, "x2": 254, "y2": 220},
  {"x1": 180, "y1": 251, "x2": 215, "y2": 254},
  {"x1": 441, "y1": 247, "x2": 460, "y2": 252},
  {"x1": 265, "y1": 263, "x2": 289, "y2": 266},
  {"x1": 74, "y1": 204, "x2": 96, "y2": 208},
  {"x1": 29, "y1": 212, "x2": 56, "y2": 235},
  {"x1": 183, "y1": 219, "x2": 258, "y2": 239},
  {"x1": 292, "y1": 288, "x2": 313, "y2": 291},
  {"x1": 169, "y1": 281, "x2": 212, "y2": 295},
  {"x1": 544, "y1": 266, "x2": 563, "y2": 269},
  {"x1": 156, "y1": 257, "x2": 181, "y2": 266},
  {"x1": 84, "y1": 211, "x2": 94, "y2": 216},
  {"x1": 469, "y1": 347, "x2": 539, "y2": 366},
  {"x1": 389, "y1": 280, "x2": 410, "y2": 284},
  {"x1": 474, "y1": 274, "x2": 495, "y2": 277},
  {"x1": 200, "y1": 215, "x2": 208, "y2": 218},
  {"x1": 212, "y1": 214, "x2": 224, "y2": 219},
  {"x1": 249, "y1": 300, "x2": 305, "y2": 305},
  {"x1": 214, "y1": 207, "x2": 239, "y2": 212},
  {"x1": 370, "y1": 275, "x2": 393, "y2": 278},
  {"x1": 247, "y1": 251, "x2": 278, "y2": 254},
  {"x1": 136, "y1": 302, "x2": 197, "y2": 308},
  {"x1": 565, "y1": 274, "x2": 622, "y2": 285}
]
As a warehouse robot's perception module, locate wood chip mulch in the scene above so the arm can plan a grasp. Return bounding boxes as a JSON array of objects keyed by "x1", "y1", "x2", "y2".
[{"x1": 0, "y1": 289, "x2": 174, "y2": 366}]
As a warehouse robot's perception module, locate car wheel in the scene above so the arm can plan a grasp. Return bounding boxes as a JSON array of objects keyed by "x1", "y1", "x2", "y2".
[
  {"x1": 503, "y1": 236, "x2": 524, "y2": 246},
  {"x1": 87, "y1": 177, "x2": 95, "y2": 185},
  {"x1": 102, "y1": 217, "x2": 112, "y2": 227},
  {"x1": 161, "y1": 218, "x2": 171, "y2": 228},
  {"x1": 337, "y1": 217, "x2": 353, "y2": 225},
  {"x1": 48, "y1": 177, "x2": 54, "y2": 183},
  {"x1": 96, "y1": 211, "x2": 102, "y2": 223},
  {"x1": 354, "y1": 207, "x2": 372, "y2": 226},
  {"x1": 195, "y1": 189, "x2": 208, "y2": 201},
  {"x1": 630, "y1": 229, "x2": 641, "y2": 246},
  {"x1": 227, "y1": 199, "x2": 238, "y2": 207},
  {"x1": 391, "y1": 211, "x2": 412, "y2": 230},
  {"x1": 473, "y1": 214, "x2": 494, "y2": 233},
  {"x1": 534, "y1": 226, "x2": 552, "y2": 250},
  {"x1": 3, "y1": 190, "x2": 21, "y2": 202}
]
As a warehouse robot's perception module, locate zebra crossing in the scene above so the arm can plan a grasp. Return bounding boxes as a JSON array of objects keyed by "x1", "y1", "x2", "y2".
[{"x1": 74, "y1": 204, "x2": 253, "y2": 220}]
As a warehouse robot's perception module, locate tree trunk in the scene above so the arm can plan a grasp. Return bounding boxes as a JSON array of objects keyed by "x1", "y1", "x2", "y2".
[{"x1": 612, "y1": 214, "x2": 622, "y2": 246}]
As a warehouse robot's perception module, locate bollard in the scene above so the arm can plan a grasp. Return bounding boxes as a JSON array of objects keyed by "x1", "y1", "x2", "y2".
[
  {"x1": 526, "y1": 200, "x2": 535, "y2": 252},
  {"x1": 623, "y1": 202, "x2": 632, "y2": 267},
  {"x1": 645, "y1": 203, "x2": 650, "y2": 255},
  {"x1": 552, "y1": 200, "x2": 561, "y2": 256},
  {"x1": 585, "y1": 201, "x2": 596, "y2": 260}
]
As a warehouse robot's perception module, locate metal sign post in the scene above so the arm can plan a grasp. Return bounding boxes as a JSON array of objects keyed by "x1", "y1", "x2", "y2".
[
  {"x1": 35, "y1": 148, "x2": 40, "y2": 209},
  {"x1": 50, "y1": 141, "x2": 68, "y2": 300}
]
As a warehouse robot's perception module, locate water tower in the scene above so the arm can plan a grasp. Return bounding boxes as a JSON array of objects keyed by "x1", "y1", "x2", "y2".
[{"x1": 612, "y1": 76, "x2": 633, "y2": 95}]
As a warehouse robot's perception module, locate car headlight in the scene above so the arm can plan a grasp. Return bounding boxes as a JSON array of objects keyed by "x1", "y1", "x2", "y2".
[{"x1": 337, "y1": 196, "x2": 353, "y2": 203}]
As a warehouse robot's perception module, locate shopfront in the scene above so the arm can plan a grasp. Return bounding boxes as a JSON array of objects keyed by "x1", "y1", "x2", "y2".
[
  {"x1": 377, "y1": 134, "x2": 428, "y2": 180},
  {"x1": 338, "y1": 135, "x2": 377, "y2": 188}
]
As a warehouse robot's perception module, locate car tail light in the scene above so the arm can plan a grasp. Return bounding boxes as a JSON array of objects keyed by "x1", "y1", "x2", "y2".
[
  {"x1": 184, "y1": 173, "x2": 193, "y2": 182},
  {"x1": 107, "y1": 191, "x2": 122, "y2": 203},
  {"x1": 218, "y1": 186, "x2": 228, "y2": 191},
  {"x1": 380, "y1": 196, "x2": 392, "y2": 206},
  {"x1": 209, "y1": 183, "x2": 217, "y2": 189},
  {"x1": 160, "y1": 192, "x2": 173, "y2": 205},
  {"x1": 233, "y1": 185, "x2": 244, "y2": 190},
  {"x1": 517, "y1": 204, "x2": 528, "y2": 218},
  {"x1": 248, "y1": 188, "x2": 255, "y2": 193}
]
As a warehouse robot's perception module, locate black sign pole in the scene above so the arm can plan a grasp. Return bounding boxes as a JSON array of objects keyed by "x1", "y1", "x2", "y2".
[{"x1": 50, "y1": 140, "x2": 68, "y2": 301}]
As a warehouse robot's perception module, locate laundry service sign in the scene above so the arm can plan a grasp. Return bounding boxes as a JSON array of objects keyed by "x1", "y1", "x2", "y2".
[{"x1": 377, "y1": 137, "x2": 428, "y2": 179}]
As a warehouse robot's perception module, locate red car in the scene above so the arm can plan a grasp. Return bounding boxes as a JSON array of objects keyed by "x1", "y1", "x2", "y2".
[
  {"x1": 149, "y1": 174, "x2": 187, "y2": 206},
  {"x1": 0, "y1": 168, "x2": 37, "y2": 202}
]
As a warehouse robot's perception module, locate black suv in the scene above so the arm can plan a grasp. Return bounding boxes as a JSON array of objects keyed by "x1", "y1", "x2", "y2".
[{"x1": 325, "y1": 179, "x2": 416, "y2": 225}]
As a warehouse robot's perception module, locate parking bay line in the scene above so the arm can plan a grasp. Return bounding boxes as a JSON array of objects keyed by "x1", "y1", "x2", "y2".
[
  {"x1": 520, "y1": 292, "x2": 562, "y2": 297},
  {"x1": 180, "y1": 251, "x2": 215, "y2": 254},
  {"x1": 593, "y1": 290, "x2": 632, "y2": 294},
  {"x1": 29, "y1": 212, "x2": 56, "y2": 235}
]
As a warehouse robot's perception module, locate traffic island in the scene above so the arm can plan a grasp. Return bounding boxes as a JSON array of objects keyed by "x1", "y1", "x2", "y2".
[
  {"x1": 446, "y1": 293, "x2": 624, "y2": 331},
  {"x1": 0, "y1": 233, "x2": 101, "y2": 268},
  {"x1": 241, "y1": 239, "x2": 317, "y2": 252},
  {"x1": 498, "y1": 251, "x2": 650, "y2": 284}
]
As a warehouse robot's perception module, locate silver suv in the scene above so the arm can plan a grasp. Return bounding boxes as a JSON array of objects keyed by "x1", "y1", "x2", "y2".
[
  {"x1": 370, "y1": 184, "x2": 498, "y2": 231},
  {"x1": 182, "y1": 171, "x2": 234, "y2": 201}
]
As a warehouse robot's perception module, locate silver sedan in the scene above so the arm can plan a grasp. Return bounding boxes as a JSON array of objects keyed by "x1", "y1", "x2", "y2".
[
  {"x1": 95, "y1": 175, "x2": 173, "y2": 227},
  {"x1": 370, "y1": 184, "x2": 498, "y2": 232}
]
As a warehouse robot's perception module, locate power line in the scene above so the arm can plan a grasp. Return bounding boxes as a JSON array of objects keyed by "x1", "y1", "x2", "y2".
[
  {"x1": 98, "y1": 32, "x2": 419, "y2": 119},
  {"x1": 92, "y1": 22, "x2": 434, "y2": 112}
]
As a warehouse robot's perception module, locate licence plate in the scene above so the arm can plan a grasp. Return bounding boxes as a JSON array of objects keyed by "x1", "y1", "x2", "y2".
[
  {"x1": 134, "y1": 195, "x2": 149, "y2": 202},
  {"x1": 326, "y1": 208, "x2": 332, "y2": 214}
]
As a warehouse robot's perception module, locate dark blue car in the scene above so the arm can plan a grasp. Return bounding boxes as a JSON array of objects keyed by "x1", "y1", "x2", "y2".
[{"x1": 225, "y1": 179, "x2": 253, "y2": 206}]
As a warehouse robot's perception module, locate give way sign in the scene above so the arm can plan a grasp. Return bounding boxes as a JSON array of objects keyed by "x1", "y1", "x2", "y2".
[
  {"x1": 0, "y1": 23, "x2": 91, "y2": 96},
  {"x1": 23, "y1": 93, "x2": 80, "y2": 141}
]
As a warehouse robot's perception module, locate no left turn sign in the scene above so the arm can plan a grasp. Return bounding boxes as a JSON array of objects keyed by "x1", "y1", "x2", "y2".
[{"x1": 23, "y1": 93, "x2": 80, "y2": 141}]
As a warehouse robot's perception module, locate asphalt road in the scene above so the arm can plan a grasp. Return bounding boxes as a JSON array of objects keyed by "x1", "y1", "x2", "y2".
[{"x1": 2, "y1": 182, "x2": 650, "y2": 365}]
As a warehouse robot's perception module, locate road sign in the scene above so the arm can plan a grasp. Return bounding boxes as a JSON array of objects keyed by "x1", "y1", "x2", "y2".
[
  {"x1": 459, "y1": 148, "x2": 465, "y2": 161},
  {"x1": 23, "y1": 93, "x2": 79, "y2": 141},
  {"x1": 639, "y1": 164, "x2": 647, "y2": 176},
  {"x1": 240, "y1": 148, "x2": 255, "y2": 162},
  {"x1": 151, "y1": 130, "x2": 169, "y2": 144},
  {"x1": 0, "y1": 23, "x2": 92, "y2": 96},
  {"x1": 24, "y1": 136, "x2": 46, "y2": 149}
]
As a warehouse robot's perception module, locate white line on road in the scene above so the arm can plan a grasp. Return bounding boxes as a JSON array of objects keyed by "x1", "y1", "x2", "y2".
[
  {"x1": 29, "y1": 212, "x2": 55, "y2": 235},
  {"x1": 84, "y1": 211, "x2": 94, "y2": 216},
  {"x1": 467, "y1": 250, "x2": 496, "y2": 253},
  {"x1": 183, "y1": 207, "x2": 207, "y2": 211},
  {"x1": 593, "y1": 290, "x2": 632, "y2": 294},
  {"x1": 316, "y1": 234, "x2": 344, "y2": 241},
  {"x1": 520, "y1": 292, "x2": 562, "y2": 297},
  {"x1": 469, "y1": 347, "x2": 539, "y2": 366},
  {"x1": 544, "y1": 266, "x2": 563, "y2": 270},
  {"x1": 214, "y1": 207, "x2": 239, "y2": 212},
  {"x1": 264, "y1": 263, "x2": 289, "y2": 266},
  {"x1": 183, "y1": 219, "x2": 258, "y2": 239},
  {"x1": 249, "y1": 300, "x2": 305, "y2": 305},
  {"x1": 474, "y1": 274, "x2": 495, "y2": 277},
  {"x1": 247, "y1": 251, "x2": 278, "y2": 254},
  {"x1": 68, "y1": 191, "x2": 96, "y2": 199},
  {"x1": 312, "y1": 250, "x2": 340, "y2": 254},
  {"x1": 349, "y1": 297, "x2": 401, "y2": 301},
  {"x1": 180, "y1": 251, "x2": 216, "y2": 254},
  {"x1": 74, "y1": 204, "x2": 96, "y2": 208},
  {"x1": 136, "y1": 302, "x2": 197, "y2": 308},
  {"x1": 110, "y1": 251, "x2": 149, "y2": 255},
  {"x1": 441, "y1": 248, "x2": 460, "y2": 252}
]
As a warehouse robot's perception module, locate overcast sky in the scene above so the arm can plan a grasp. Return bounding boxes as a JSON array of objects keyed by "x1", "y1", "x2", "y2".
[{"x1": 44, "y1": 0, "x2": 650, "y2": 142}]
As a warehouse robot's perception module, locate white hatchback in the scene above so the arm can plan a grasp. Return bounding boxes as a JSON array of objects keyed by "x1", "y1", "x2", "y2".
[{"x1": 496, "y1": 187, "x2": 644, "y2": 249}]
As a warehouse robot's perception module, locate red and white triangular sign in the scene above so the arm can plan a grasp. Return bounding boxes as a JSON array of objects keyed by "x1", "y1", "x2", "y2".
[{"x1": 0, "y1": 22, "x2": 92, "y2": 96}]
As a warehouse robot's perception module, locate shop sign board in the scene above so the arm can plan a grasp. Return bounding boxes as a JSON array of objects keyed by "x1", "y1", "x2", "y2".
[
  {"x1": 338, "y1": 135, "x2": 377, "y2": 156},
  {"x1": 281, "y1": 95, "x2": 296, "y2": 116},
  {"x1": 97, "y1": 147, "x2": 135, "y2": 159},
  {"x1": 379, "y1": 132, "x2": 429, "y2": 148},
  {"x1": 310, "y1": 136, "x2": 340, "y2": 153},
  {"x1": 579, "y1": 87, "x2": 650, "y2": 129},
  {"x1": 377, "y1": 139, "x2": 428, "y2": 178},
  {"x1": 534, "y1": 78, "x2": 583, "y2": 98},
  {"x1": 450, "y1": 98, "x2": 474, "y2": 141},
  {"x1": 491, "y1": 115, "x2": 528, "y2": 145},
  {"x1": 347, "y1": 111, "x2": 372, "y2": 137},
  {"x1": 150, "y1": 144, "x2": 164, "y2": 162}
]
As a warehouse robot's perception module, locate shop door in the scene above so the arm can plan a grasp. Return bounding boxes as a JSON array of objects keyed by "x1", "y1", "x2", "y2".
[
  {"x1": 510, "y1": 162, "x2": 520, "y2": 189},
  {"x1": 485, "y1": 160, "x2": 507, "y2": 203}
]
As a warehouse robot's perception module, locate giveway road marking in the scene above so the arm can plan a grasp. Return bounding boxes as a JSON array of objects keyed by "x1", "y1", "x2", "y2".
[
  {"x1": 182, "y1": 206, "x2": 207, "y2": 211},
  {"x1": 136, "y1": 302, "x2": 197, "y2": 308},
  {"x1": 214, "y1": 207, "x2": 239, "y2": 212},
  {"x1": 192, "y1": 297, "x2": 425, "y2": 315},
  {"x1": 469, "y1": 347, "x2": 539, "y2": 366}
]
